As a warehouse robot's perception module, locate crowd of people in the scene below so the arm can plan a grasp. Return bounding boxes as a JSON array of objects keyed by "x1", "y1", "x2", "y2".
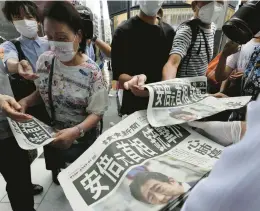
[{"x1": 1, "y1": 0, "x2": 260, "y2": 211}]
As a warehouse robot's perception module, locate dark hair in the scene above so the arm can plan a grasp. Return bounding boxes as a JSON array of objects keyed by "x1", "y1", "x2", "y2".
[
  {"x1": 2, "y1": 1, "x2": 40, "y2": 22},
  {"x1": 74, "y1": 5, "x2": 94, "y2": 39},
  {"x1": 43, "y1": 1, "x2": 87, "y2": 53},
  {"x1": 129, "y1": 172, "x2": 169, "y2": 203}
]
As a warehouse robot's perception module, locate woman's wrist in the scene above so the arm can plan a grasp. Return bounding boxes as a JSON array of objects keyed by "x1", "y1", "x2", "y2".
[{"x1": 74, "y1": 125, "x2": 85, "y2": 138}]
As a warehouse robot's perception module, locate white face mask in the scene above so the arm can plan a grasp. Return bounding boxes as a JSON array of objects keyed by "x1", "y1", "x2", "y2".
[
  {"x1": 139, "y1": 0, "x2": 163, "y2": 17},
  {"x1": 198, "y1": 2, "x2": 224, "y2": 24},
  {"x1": 49, "y1": 36, "x2": 77, "y2": 62},
  {"x1": 13, "y1": 19, "x2": 38, "y2": 39}
]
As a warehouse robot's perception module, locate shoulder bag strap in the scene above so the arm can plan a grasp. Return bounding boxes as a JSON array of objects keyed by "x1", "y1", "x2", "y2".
[
  {"x1": 48, "y1": 57, "x2": 56, "y2": 126},
  {"x1": 10, "y1": 40, "x2": 27, "y2": 61}
]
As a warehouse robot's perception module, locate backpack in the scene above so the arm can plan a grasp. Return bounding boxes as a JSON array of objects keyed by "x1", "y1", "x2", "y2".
[
  {"x1": 177, "y1": 19, "x2": 210, "y2": 74},
  {"x1": 8, "y1": 40, "x2": 51, "y2": 125}
]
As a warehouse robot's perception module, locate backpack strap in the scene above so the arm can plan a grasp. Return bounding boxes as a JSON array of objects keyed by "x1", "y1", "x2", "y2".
[
  {"x1": 177, "y1": 19, "x2": 200, "y2": 74},
  {"x1": 201, "y1": 29, "x2": 210, "y2": 63},
  {"x1": 177, "y1": 19, "x2": 211, "y2": 74},
  {"x1": 10, "y1": 39, "x2": 27, "y2": 61},
  {"x1": 184, "y1": 19, "x2": 201, "y2": 55}
]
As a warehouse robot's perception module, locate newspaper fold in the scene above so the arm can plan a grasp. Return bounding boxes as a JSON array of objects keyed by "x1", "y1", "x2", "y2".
[
  {"x1": 144, "y1": 76, "x2": 251, "y2": 127},
  {"x1": 58, "y1": 111, "x2": 224, "y2": 211},
  {"x1": 7, "y1": 117, "x2": 55, "y2": 150}
]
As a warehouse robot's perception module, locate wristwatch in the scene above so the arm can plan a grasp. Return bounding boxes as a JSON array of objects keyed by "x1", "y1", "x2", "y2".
[
  {"x1": 92, "y1": 35, "x2": 97, "y2": 43},
  {"x1": 76, "y1": 126, "x2": 85, "y2": 138}
]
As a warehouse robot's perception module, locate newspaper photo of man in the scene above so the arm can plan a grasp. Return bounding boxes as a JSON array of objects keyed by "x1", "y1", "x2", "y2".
[
  {"x1": 129, "y1": 172, "x2": 195, "y2": 205},
  {"x1": 169, "y1": 110, "x2": 199, "y2": 121}
]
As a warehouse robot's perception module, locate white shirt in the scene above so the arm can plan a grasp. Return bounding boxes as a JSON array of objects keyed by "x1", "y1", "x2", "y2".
[
  {"x1": 181, "y1": 98, "x2": 260, "y2": 211},
  {"x1": 226, "y1": 39, "x2": 260, "y2": 72}
]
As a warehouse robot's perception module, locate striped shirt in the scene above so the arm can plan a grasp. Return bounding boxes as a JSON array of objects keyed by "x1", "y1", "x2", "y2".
[{"x1": 170, "y1": 23, "x2": 216, "y2": 78}]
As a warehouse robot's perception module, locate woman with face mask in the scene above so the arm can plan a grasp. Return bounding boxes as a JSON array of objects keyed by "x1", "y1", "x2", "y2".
[{"x1": 19, "y1": 1, "x2": 108, "y2": 184}]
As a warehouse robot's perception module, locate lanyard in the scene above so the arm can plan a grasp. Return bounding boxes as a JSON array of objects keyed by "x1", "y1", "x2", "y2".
[{"x1": 48, "y1": 57, "x2": 56, "y2": 126}]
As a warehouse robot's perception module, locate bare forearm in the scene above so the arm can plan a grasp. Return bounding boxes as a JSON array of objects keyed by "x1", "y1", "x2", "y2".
[
  {"x1": 6, "y1": 58, "x2": 19, "y2": 73},
  {"x1": 22, "y1": 90, "x2": 42, "y2": 107},
  {"x1": 219, "y1": 79, "x2": 230, "y2": 93},
  {"x1": 77, "y1": 113, "x2": 101, "y2": 132},
  {"x1": 118, "y1": 74, "x2": 133, "y2": 88},
  {"x1": 95, "y1": 39, "x2": 111, "y2": 58},
  {"x1": 162, "y1": 62, "x2": 177, "y2": 80},
  {"x1": 215, "y1": 54, "x2": 231, "y2": 82}
]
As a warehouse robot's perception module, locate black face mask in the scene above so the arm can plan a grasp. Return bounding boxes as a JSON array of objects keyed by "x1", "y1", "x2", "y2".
[{"x1": 222, "y1": 1, "x2": 260, "y2": 44}]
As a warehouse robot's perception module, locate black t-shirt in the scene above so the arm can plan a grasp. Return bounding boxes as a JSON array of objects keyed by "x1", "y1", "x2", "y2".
[{"x1": 111, "y1": 16, "x2": 175, "y2": 115}]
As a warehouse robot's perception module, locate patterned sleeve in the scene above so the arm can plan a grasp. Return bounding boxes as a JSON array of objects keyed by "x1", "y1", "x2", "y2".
[
  {"x1": 170, "y1": 25, "x2": 192, "y2": 58},
  {"x1": 86, "y1": 63, "x2": 109, "y2": 115}
]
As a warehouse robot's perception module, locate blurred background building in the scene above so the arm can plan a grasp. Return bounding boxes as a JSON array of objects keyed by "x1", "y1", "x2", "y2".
[
  {"x1": 0, "y1": 0, "x2": 239, "y2": 53},
  {"x1": 107, "y1": 0, "x2": 239, "y2": 56}
]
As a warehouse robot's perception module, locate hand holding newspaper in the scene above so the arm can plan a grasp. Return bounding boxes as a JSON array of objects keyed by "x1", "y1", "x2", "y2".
[
  {"x1": 58, "y1": 111, "x2": 225, "y2": 211},
  {"x1": 144, "y1": 76, "x2": 251, "y2": 127},
  {"x1": 6, "y1": 76, "x2": 252, "y2": 211},
  {"x1": 7, "y1": 117, "x2": 55, "y2": 150}
]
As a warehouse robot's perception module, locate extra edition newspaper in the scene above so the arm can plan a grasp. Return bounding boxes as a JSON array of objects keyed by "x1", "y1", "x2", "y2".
[
  {"x1": 7, "y1": 117, "x2": 55, "y2": 150},
  {"x1": 144, "y1": 76, "x2": 251, "y2": 127},
  {"x1": 58, "y1": 111, "x2": 224, "y2": 211}
]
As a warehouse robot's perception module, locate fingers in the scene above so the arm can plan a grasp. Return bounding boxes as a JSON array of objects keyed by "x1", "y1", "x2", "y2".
[
  {"x1": 54, "y1": 130, "x2": 64, "y2": 138},
  {"x1": 212, "y1": 92, "x2": 228, "y2": 98},
  {"x1": 9, "y1": 112, "x2": 32, "y2": 122},
  {"x1": 124, "y1": 76, "x2": 138, "y2": 90},
  {"x1": 133, "y1": 85, "x2": 144, "y2": 91},
  {"x1": 7, "y1": 98, "x2": 21, "y2": 111},
  {"x1": 123, "y1": 82, "x2": 130, "y2": 90},
  {"x1": 20, "y1": 72, "x2": 39, "y2": 80},
  {"x1": 18, "y1": 60, "x2": 39, "y2": 80},
  {"x1": 124, "y1": 75, "x2": 147, "y2": 91},
  {"x1": 2, "y1": 103, "x2": 31, "y2": 121},
  {"x1": 20, "y1": 60, "x2": 32, "y2": 72},
  {"x1": 232, "y1": 73, "x2": 244, "y2": 78},
  {"x1": 137, "y1": 74, "x2": 147, "y2": 86}
]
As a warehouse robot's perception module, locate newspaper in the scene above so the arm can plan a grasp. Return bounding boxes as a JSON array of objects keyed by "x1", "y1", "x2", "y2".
[
  {"x1": 144, "y1": 76, "x2": 251, "y2": 127},
  {"x1": 58, "y1": 110, "x2": 224, "y2": 211},
  {"x1": 7, "y1": 117, "x2": 55, "y2": 150}
]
